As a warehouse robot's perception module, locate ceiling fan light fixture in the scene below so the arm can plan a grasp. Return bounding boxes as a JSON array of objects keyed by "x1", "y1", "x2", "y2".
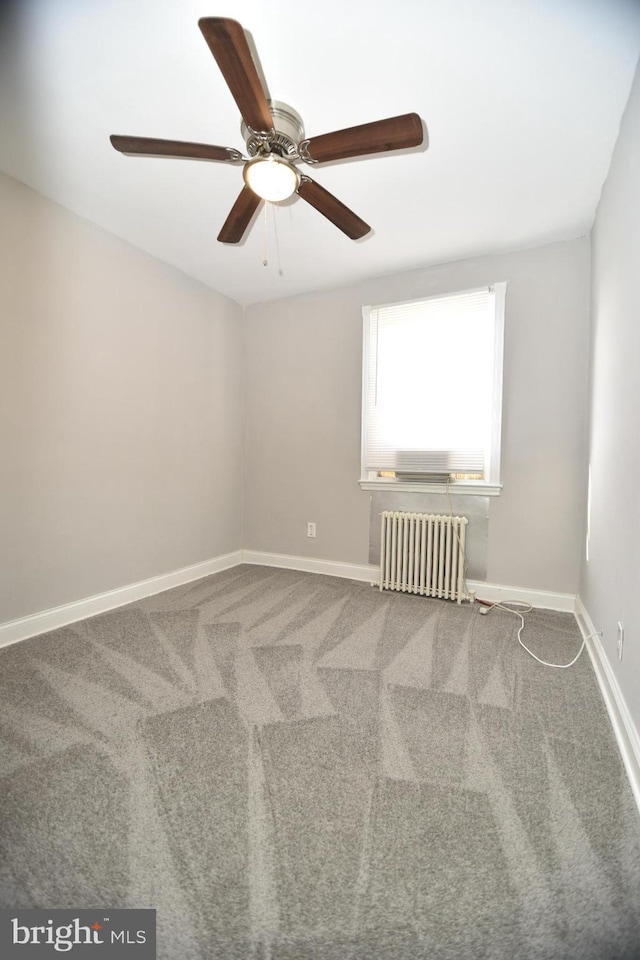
[
  {"x1": 112, "y1": 20, "x2": 422, "y2": 243},
  {"x1": 243, "y1": 154, "x2": 300, "y2": 202}
]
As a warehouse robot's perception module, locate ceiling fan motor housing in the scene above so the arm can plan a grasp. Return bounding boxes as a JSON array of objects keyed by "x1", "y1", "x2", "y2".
[{"x1": 241, "y1": 100, "x2": 305, "y2": 160}]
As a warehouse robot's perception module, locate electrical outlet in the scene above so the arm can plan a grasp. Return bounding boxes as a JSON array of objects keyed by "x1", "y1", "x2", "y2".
[
  {"x1": 307, "y1": 522, "x2": 316, "y2": 538},
  {"x1": 617, "y1": 622, "x2": 624, "y2": 661}
]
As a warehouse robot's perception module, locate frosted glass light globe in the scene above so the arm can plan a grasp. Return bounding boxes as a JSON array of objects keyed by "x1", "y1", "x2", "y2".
[{"x1": 243, "y1": 155, "x2": 300, "y2": 202}]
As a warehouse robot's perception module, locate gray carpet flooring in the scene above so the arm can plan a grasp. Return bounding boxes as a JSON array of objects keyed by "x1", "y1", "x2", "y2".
[{"x1": 1, "y1": 564, "x2": 639, "y2": 959}]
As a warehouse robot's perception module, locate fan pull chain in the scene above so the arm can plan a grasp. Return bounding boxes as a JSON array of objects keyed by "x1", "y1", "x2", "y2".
[{"x1": 263, "y1": 202, "x2": 268, "y2": 267}]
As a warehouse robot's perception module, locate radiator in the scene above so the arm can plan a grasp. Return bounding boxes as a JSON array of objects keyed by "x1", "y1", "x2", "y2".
[{"x1": 379, "y1": 511, "x2": 468, "y2": 603}]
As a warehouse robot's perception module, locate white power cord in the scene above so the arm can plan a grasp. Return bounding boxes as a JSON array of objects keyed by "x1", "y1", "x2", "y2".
[
  {"x1": 478, "y1": 600, "x2": 589, "y2": 669},
  {"x1": 441, "y1": 481, "x2": 587, "y2": 668}
]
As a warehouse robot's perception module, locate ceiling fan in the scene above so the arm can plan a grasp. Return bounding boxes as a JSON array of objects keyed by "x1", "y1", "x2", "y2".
[{"x1": 110, "y1": 18, "x2": 425, "y2": 244}]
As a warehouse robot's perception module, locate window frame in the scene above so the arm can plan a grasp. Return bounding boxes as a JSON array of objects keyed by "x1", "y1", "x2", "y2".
[{"x1": 359, "y1": 282, "x2": 506, "y2": 496}]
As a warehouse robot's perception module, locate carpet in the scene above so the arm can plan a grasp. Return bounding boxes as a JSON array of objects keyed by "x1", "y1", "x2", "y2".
[{"x1": 1, "y1": 565, "x2": 639, "y2": 959}]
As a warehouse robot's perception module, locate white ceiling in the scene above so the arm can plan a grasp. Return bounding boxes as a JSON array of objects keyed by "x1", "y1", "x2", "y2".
[{"x1": 1, "y1": 0, "x2": 639, "y2": 306}]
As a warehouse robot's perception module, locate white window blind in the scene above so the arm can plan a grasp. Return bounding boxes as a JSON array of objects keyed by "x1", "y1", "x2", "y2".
[{"x1": 362, "y1": 285, "x2": 504, "y2": 484}]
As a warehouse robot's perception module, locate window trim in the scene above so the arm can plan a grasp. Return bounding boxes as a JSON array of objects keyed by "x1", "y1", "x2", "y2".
[
  {"x1": 359, "y1": 282, "x2": 506, "y2": 496},
  {"x1": 358, "y1": 479, "x2": 502, "y2": 496}
]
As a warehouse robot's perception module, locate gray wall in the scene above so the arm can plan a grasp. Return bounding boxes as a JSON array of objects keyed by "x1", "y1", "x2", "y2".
[
  {"x1": 243, "y1": 238, "x2": 591, "y2": 594},
  {"x1": 0, "y1": 173, "x2": 244, "y2": 622},
  {"x1": 0, "y1": 172, "x2": 595, "y2": 626},
  {"x1": 580, "y1": 61, "x2": 640, "y2": 736}
]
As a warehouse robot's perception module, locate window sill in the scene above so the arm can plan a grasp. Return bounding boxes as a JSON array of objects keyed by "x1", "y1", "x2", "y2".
[{"x1": 359, "y1": 480, "x2": 502, "y2": 497}]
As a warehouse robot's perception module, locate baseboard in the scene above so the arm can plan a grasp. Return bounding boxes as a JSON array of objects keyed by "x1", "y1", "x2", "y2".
[
  {"x1": 0, "y1": 547, "x2": 577, "y2": 650},
  {"x1": 0, "y1": 551, "x2": 243, "y2": 649},
  {"x1": 242, "y1": 550, "x2": 378, "y2": 584},
  {"x1": 467, "y1": 579, "x2": 576, "y2": 612},
  {"x1": 242, "y1": 552, "x2": 575, "y2": 611},
  {"x1": 575, "y1": 597, "x2": 640, "y2": 815}
]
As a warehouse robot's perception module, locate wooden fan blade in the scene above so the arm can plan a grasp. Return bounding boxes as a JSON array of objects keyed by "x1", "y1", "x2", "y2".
[
  {"x1": 199, "y1": 18, "x2": 273, "y2": 133},
  {"x1": 297, "y1": 178, "x2": 370, "y2": 240},
  {"x1": 110, "y1": 136, "x2": 239, "y2": 163},
  {"x1": 218, "y1": 186, "x2": 262, "y2": 244},
  {"x1": 304, "y1": 113, "x2": 423, "y2": 163}
]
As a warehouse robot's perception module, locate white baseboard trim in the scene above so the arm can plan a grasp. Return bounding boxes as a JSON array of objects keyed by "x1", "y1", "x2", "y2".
[
  {"x1": 574, "y1": 597, "x2": 640, "y2": 815},
  {"x1": 0, "y1": 551, "x2": 243, "y2": 649},
  {"x1": 0, "y1": 547, "x2": 577, "y2": 650},
  {"x1": 467, "y1": 580, "x2": 576, "y2": 613},
  {"x1": 243, "y1": 552, "x2": 575, "y2": 611},
  {"x1": 242, "y1": 550, "x2": 378, "y2": 584}
]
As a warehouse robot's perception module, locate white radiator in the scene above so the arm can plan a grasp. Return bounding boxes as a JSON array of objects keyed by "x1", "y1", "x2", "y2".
[{"x1": 379, "y1": 511, "x2": 468, "y2": 603}]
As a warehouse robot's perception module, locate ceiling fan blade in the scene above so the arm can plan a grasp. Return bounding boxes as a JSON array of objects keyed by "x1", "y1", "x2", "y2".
[
  {"x1": 304, "y1": 113, "x2": 423, "y2": 163},
  {"x1": 198, "y1": 18, "x2": 273, "y2": 133},
  {"x1": 297, "y1": 178, "x2": 370, "y2": 240},
  {"x1": 110, "y1": 135, "x2": 240, "y2": 163},
  {"x1": 218, "y1": 186, "x2": 262, "y2": 244}
]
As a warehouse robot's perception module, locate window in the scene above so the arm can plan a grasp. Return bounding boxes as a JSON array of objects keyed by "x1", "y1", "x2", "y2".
[{"x1": 361, "y1": 283, "x2": 505, "y2": 494}]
